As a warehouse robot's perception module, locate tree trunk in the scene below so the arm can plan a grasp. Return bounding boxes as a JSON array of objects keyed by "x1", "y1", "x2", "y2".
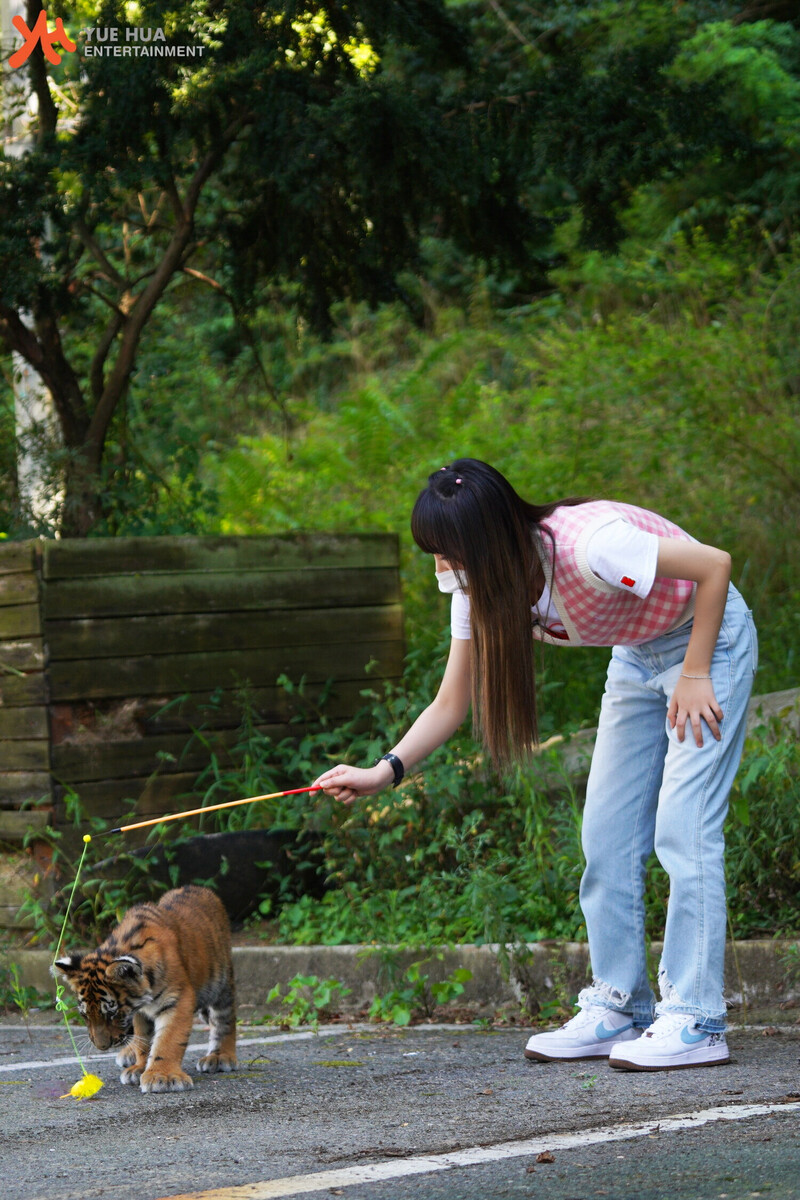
[
  {"x1": 3, "y1": 0, "x2": 64, "y2": 532},
  {"x1": 59, "y1": 451, "x2": 102, "y2": 537}
]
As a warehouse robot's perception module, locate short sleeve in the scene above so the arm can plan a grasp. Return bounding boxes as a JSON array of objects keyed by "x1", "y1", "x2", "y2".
[
  {"x1": 586, "y1": 520, "x2": 659, "y2": 599},
  {"x1": 450, "y1": 591, "x2": 472, "y2": 639}
]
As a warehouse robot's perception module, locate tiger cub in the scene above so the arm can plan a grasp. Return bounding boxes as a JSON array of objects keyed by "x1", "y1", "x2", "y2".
[{"x1": 53, "y1": 884, "x2": 237, "y2": 1094}]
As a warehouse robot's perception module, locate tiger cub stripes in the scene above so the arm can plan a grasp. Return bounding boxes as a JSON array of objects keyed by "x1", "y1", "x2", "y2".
[{"x1": 53, "y1": 885, "x2": 237, "y2": 1094}]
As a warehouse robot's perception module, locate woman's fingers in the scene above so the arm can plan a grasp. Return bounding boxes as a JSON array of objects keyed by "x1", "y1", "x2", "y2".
[
  {"x1": 669, "y1": 680, "x2": 724, "y2": 747},
  {"x1": 312, "y1": 764, "x2": 382, "y2": 801}
]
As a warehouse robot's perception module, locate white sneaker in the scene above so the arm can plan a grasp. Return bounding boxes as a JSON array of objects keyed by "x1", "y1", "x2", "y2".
[
  {"x1": 524, "y1": 995, "x2": 641, "y2": 1062},
  {"x1": 608, "y1": 1012, "x2": 729, "y2": 1071}
]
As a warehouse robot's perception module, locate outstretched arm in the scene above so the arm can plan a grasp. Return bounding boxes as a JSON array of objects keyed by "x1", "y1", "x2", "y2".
[
  {"x1": 313, "y1": 637, "x2": 472, "y2": 802},
  {"x1": 656, "y1": 537, "x2": 732, "y2": 747}
]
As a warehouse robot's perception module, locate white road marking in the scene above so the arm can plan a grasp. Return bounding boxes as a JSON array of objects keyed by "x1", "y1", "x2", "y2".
[
  {"x1": 157, "y1": 1101, "x2": 800, "y2": 1200},
  {"x1": 0, "y1": 1022, "x2": 456, "y2": 1074}
]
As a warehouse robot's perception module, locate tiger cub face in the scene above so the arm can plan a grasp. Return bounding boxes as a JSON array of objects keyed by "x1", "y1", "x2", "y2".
[{"x1": 54, "y1": 951, "x2": 151, "y2": 1052}]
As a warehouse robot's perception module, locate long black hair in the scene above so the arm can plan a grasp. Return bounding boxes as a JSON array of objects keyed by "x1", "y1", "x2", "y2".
[{"x1": 411, "y1": 459, "x2": 586, "y2": 767}]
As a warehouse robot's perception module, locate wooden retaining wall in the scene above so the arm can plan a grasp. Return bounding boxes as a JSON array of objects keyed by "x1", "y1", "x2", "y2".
[{"x1": 0, "y1": 534, "x2": 404, "y2": 840}]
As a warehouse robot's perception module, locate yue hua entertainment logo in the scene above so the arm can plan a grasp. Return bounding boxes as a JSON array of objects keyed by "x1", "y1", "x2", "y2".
[
  {"x1": 8, "y1": 9, "x2": 205, "y2": 68},
  {"x1": 84, "y1": 25, "x2": 205, "y2": 58}
]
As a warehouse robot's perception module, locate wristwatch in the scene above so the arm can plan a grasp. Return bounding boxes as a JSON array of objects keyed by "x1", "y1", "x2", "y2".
[{"x1": 375, "y1": 752, "x2": 405, "y2": 788}]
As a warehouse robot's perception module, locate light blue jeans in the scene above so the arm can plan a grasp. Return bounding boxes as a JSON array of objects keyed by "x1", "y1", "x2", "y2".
[{"x1": 578, "y1": 585, "x2": 757, "y2": 1033}]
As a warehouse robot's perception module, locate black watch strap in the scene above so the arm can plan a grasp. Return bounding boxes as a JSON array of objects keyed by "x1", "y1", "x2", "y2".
[{"x1": 376, "y1": 752, "x2": 404, "y2": 788}]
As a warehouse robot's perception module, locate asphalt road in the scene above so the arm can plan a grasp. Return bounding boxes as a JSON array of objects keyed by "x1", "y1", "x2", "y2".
[{"x1": 1, "y1": 1019, "x2": 798, "y2": 1200}]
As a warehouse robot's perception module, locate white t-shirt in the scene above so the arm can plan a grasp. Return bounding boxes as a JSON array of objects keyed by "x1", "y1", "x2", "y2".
[{"x1": 449, "y1": 519, "x2": 660, "y2": 639}]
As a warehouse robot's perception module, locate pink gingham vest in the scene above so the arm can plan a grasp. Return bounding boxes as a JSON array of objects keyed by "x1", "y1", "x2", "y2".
[{"x1": 535, "y1": 501, "x2": 696, "y2": 647}]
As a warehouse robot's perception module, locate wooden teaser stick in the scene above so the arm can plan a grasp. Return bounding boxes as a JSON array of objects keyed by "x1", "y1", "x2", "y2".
[{"x1": 109, "y1": 785, "x2": 321, "y2": 834}]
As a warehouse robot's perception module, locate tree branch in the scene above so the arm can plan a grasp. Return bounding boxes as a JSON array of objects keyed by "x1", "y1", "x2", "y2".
[
  {"x1": 89, "y1": 310, "x2": 126, "y2": 405},
  {"x1": 74, "y1": 217, "x2": 128, "y2": 289},
  {"x1": 0, "y1": 302, "x2": 87, "y2": 444},
  {"x1": 84, "y1": 119, "x2": 252, "y2": 461}
]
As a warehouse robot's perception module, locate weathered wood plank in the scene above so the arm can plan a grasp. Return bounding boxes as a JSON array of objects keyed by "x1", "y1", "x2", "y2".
[
  {"x1": 0, "y1": 638, "x2": 44, "y2": 672},
  {"x1": 0, "y1": 672, "x2": 48, "y2": 707},
  {"x1": 42, "y1": 567, "x2": 400, "y2": 620},
  {"x1": 45, "y1": 604, "x2": 404, "y2": 660},
  {"x1": 0, "y1": 542, "x2": 37, "y2": 574},
  {"x1": 0, "y1": 603, "x2": 42, "y2": 638},
  {"x1": 48, "y1": 638, "x2": 404, "y2": 701},
  {"x1": 42, "y1": 533, "x2": 399, "y2": 579},
  {"x1": 0, "y1": 878, "x2": 33, "y2": 907},
  {"x1": 0, "y1": 907, "x2": 35, "y2": 930},
  {"x1": 50, "y1": 679, "x2": 374, "y2": 741},
  {"x1": 0, "y1": 808, "x2": 51, "y2": 839},
  {"x1": 51, "y1": 722, "x2": 296, "y2": 783},
  {"x1": 142, "y1": 678, "x2": 373, "y2": 730},
  {"x1": 0, "y1": 707, "x2": 49, "y2": 740},
  {"x1": 57, "y1": 772, "x2": 213, "y2": 822},
  {"x1": 0, "y1": 740, "x2": 50, "y2": 771},
  {"x1": 0, "y1": 573, "x2": 38, "y2": 607},
  {"x1": 0, "y1": 773, "x2": 52, "y2": 806}
]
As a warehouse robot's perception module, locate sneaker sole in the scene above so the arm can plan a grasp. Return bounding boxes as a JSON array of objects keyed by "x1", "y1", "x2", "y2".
[
  {"x1": 608, "y1": 1052, "x2": 730, "y2": 1071},
  {"x1": 524, "y1": 1046, "x2": 614, "y2": 1061}
]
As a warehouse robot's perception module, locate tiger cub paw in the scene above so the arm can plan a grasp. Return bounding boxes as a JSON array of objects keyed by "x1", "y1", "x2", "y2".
[
  {"x1": 120, "y1": 1065, "x2": 144, "y2": 1086},
  {"x1": 198, "y1": 1052, "x2": 237, "y2": 1074},
  {"x1": 140, "y1": 1067, "x2": 194, "y2": 1093},
  {"x1": 116, "y1": 1046, "x2": 141, "y2": 1069}
]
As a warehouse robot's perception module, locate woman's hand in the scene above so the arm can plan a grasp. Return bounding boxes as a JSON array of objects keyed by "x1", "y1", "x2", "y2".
[
  {"x1": 668, "y1": 676, "x2": 723, "y2": 747},
  {"x1": 312, "y1": 761, "x2": 394, "y2": 805}
]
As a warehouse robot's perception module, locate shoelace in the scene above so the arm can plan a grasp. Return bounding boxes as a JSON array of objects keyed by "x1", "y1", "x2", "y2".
[
  {"x1": 562, "y1": 1004, "x2": 611, "y2": 1031},
  {"x1": 645, "y1": 1012, "x2": 698, "y2": 1039}
]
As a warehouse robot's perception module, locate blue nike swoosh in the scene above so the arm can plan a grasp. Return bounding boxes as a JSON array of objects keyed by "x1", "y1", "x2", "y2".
[
  {"x1": 595, "y1": 1020, "x2": 633, "y2": 1040},
  {"x1": 680, "y1": 1025, "x2": 709, "y2": 1045}
]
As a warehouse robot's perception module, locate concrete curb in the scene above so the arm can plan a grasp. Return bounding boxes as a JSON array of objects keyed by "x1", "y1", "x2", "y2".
[{"x1": 5, "y1": 939, "x2": 797, "y2": 1017}]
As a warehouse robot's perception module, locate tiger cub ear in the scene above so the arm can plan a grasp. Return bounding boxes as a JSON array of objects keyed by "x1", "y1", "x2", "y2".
[
  {"x1": 52, "y1": 954, "x2": 83, "y2": 978},
  {"x1": 106, "y1": 956, "x2": 143, "y2": 983}
]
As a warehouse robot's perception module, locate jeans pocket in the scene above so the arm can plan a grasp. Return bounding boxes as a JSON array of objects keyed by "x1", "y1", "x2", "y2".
[{"x1": 745, "y1": 611, "x2": 758, "y2": 674}]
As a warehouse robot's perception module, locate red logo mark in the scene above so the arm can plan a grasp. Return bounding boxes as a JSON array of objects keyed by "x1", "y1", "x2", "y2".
[
  {"x1": 621, "y1": 576, "x2": 636, "y2": 588},
  {"x1": 9, "y1": 9, "x2": 77, "y2": 69}
]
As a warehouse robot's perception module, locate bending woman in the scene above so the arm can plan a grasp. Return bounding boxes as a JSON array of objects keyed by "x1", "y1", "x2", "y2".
[{"x1": 314, "y1": 459, "x2": 757, "y2": 1072}]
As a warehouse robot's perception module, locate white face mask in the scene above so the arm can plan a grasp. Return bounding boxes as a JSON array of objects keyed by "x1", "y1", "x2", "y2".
[{"x1": 436, "y1": 567, "x2": 467, "y2": 594}]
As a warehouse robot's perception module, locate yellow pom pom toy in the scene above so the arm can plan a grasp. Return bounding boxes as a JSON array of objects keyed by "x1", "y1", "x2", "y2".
[{"x1": 61, "y1": 1074, "x2": 104, "y2": 1101}]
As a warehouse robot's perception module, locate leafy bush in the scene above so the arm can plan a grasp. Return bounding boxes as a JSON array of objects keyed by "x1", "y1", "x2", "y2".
[
  {"x1": 265, "y1": 973, "x2": 352, "y2": 1031},
  {"x1": 20, "y1": 671, "x2": 799, "y2": 954},
  {"x1": 726, "y1": 719, "x2": 800, "y2": 937},
  {"x1": 365, "y1": 952, "x2": 473, "y2": 1026},
  {"x1": 105, "y1": 680, "x2": 800, "y2": 947}
]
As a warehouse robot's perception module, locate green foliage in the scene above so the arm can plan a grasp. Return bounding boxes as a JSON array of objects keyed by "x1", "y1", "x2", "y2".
[
  {"x1": 144, "y1": 683, "x2": 800, "y2": 946},
  {"x1": 0, "y1": 961, "x2": 52, "y2": 1018},
  {"x1": 18, "y1": 678, "x2": 800, "y2": 958},
  {"x1": 16, "y1": 788, "x2": 211, "y2": 949},
  {"x1": 265, "y1": 973, "x2": 352, "y2": 1031},
  {"x1": 725, "y1": 721, "x2": 800, "y2": 937},
  {"x1": 0, "y1": 0, "x2": 541, "y2": 534},
  {"x1": 364, "y1": 950, "x2": 472, "y2": 1025},
  {"x1": 210, "y1": 240, "x2": 800, "y2": 713},
  {"x1": 781, "y1": 941, "x2": 800, "y2": 988},
  {"x1": 6, "y1": 0, "x2": 800, "y2": 535}
]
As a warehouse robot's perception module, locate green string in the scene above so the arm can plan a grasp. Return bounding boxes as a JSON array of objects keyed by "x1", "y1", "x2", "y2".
[{"x1": 53, "y1": 835, "x2": 92, "y2": 1077}]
